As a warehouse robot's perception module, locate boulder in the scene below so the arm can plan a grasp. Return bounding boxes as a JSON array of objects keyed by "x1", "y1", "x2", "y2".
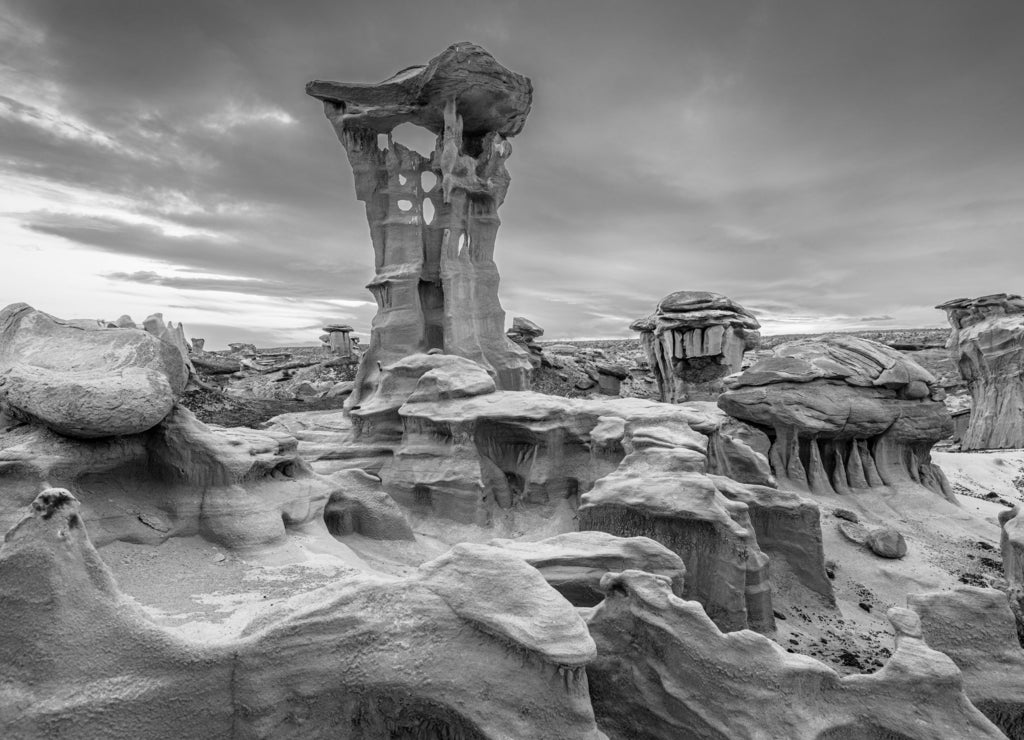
[
  {"x1": 866, "y1": 526, "x2": 908, "y2": 558},
  {"x1": 0, "y1": 303, "x2": 187, "y2": 438}
]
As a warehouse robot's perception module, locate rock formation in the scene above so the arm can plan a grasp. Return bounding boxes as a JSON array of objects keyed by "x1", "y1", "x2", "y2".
[
  {"x1": 718, "y1": 335, "x2": 954, "y2": 499},
  {"x1": 507, "y1": 316, "x2": 545, "y2": 368},
  {"x1": 937, "y1": 293, "x2": 1024, "y2": 450},
  {"x1": 0, "y1": 303, "x2": 187, "y2": 438},
  {"x1": 1000, "y1": 505, "x2": 1024, "y2": 640},
  {"x1": 631, "y1": 290, "x2": 761, "y2": 403},
  {"x1": 0, "y1": 491, "x2": 604, "y2": 739},
  {"x1": 284, "y1": 351, "x2": 834, "y2": 632},
  {"x1": 584, "y1": 570, "x2": 1004, "y2": 740},
  {"x1": 909, "y1": 586, "x2": 1024, "y2": 738},
  {"x1": 307, "y1": 42, "x2": 533, "y2": 407}
]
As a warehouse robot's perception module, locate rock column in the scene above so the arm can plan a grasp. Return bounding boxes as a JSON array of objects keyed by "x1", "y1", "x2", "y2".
[{"x1": 307, "y1": 43, "x2": 533, "y2": 406}]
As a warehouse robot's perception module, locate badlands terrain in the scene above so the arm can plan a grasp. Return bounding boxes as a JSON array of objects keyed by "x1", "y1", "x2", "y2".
[{"x1": 2, "y1": 42, "x2": 1024, "y2": 740}]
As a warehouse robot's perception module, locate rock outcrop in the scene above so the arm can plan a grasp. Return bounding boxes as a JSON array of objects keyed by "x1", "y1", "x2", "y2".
[
  {"x1": 324, "y1": 352, "x2": 832, "y2": 632},
  {"x1": 307, "y1": 42, "x2": 533, "y2": 407},
  {"x1": 584, "y1": 570, "x2": 1004, "y2": 740},
  {"x1": 719, "y1": 335, "x2": 954, "y2": 499},
  {"x1": 909, "y1": 586, "x2": 1024, "y2": 738},
  {"x1": 0, "y1": 491, "x2": 604, "y2": 739},
  {"x1": 1000, "y1": 505, "x2": 1024, "y2": 640},
  {"x1": 937, "y1": 293, "x2": 1024, "y2": 450},
  {"x1": 507, "y1": 316, "x2": 545, "y2": 367},
  {"x1": 0, "y1": 303, "x2": 187, "y2": 438},
  {"x1": 631, "y1": 291, "x2": 761, "y2": 403}
]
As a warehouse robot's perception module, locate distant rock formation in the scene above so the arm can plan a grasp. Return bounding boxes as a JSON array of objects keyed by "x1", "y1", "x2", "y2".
[
  {"x1": 631, "y1": 290, "x2": 761, "y2": 403},
  {"x1": 307, "y1": 42, "x2": 534, "y2": 407},
  {"x1": 937, "y1": 293, "x2": 1024, "y2": 450},
  {"x1": 719, "y1": 335, "x2": 954, "y2": 499},
  {"x1": 507, "y1": 316, "x2": 544, "y2": 368}
]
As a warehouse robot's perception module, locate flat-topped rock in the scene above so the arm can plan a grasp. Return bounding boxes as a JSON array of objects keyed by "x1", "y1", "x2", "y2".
[{"x1": 306, "y1": 42, "x2": 532, "y2": 137}]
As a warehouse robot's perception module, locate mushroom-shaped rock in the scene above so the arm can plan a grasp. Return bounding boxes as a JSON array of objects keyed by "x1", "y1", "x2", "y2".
[
  {"x1": 0, "y1": 303, "x2": 187, "y2": 438},
  {"x1": 937, "y1": 293, "x2": 1024, "y2": 450},
  {"x1": 719, "y1": 335, "x2": 954, "y2": 499},
  {"x1": 631, "y1": 290, "x2": 761, "y2": 403}
]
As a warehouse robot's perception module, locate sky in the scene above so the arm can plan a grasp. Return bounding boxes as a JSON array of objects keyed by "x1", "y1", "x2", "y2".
[{"x1": 1, "y1": 0, "x2": 1022, "y2": 349}]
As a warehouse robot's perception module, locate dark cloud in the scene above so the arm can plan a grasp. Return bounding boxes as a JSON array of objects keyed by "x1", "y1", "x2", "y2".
[{"x1": 2, "y1": 0, "x2": 1023, "y2": 343}]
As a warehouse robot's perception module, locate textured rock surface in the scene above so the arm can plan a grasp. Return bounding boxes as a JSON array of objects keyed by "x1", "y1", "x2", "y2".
[
  {"x1": 0, "y1": 403, "x2": 338, "y2": 551},
  {"x1": 719, "y1": 335, "x2": 954, "y2": 499},
  {"x1": 865, "y1": 525, "x2": 908, "y2": 558},
  {"x1": 938, "y1": 293, "x2": 1024, "y2": 450},
  {"x1": 323, "y1": 468, "x2": 415, "y2": 540},
  {"x1": 585, "y1": 570, "x2": 1004, "y2": 740},
  {"x1": 1000, "y1": 505, "x2": 1024, "y2": 640},
  {"x1": 0, "y1": 303, "x2": 187, "y2": 438},
  {"x1": 490, "y1": 531, "x2": 686, "y2": 606},
  {"x1": 308, "y1": 43, "x2": 533, "y2": 406},
  {"x1": 909, "y1": 586, "x2": 1024, "y2": 738},
  {"x1": 0, "y1": 491, "x2": 604, "y2": 739},
  {"x1": 631, "y1": 290, "x2": 761, "y2": 402},
  {"x1": 342, "y1": 356, "x2": 830, "y2": 631}
]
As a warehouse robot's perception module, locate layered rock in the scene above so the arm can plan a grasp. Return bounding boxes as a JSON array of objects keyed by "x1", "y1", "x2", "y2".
[
  {"x1": 489, "y1": 530, "x2": 686, "y2": 606},
  {"x1": 937, "y1": 293, "x2": 1024, "y2": 450},
  {"x1": 1000, "y1": 505, "x2": 1024, "y2": 640},
  {"x1": 307, "y1": 42, "x2": 533, "y2": 407},
  {"x1": 0, "y1": 491, "x2": 604, "y2": 739},
  {"x1": 0, "y1": 303, "x2": 188, "y2": 438},
  {"x1": 909, "y1": 586, "x2": 1024, "y2": 738},
  {"x1": 719, "y1": 335, "x2": 954, "y2": 499},
  {"x1": 335, "y1": 352, "x2": 832, "y2": 631},
  {"x1": 631, "y1": 290, "x2": 761, "y2": 403},
  {"x1": 507, "y1": 316, "x2": 544, "y2": 368},
  {"x1": 584, "y1": 570, "x2": 1004, "y2": 740}
]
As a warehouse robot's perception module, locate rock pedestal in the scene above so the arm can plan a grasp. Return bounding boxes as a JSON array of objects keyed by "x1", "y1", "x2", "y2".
[
  {"x1": 307, "y1": 43, "x2": 533, "y2": 407},
  {"x1": 631, "y1": 291, "x2": 761, "y2": 403},
  {"x1": 322, "y1": 323, "x2": 355, "y2": 360},
  {"x1": 937, "y1": 294, "x2": 1024, "y2": 450}
]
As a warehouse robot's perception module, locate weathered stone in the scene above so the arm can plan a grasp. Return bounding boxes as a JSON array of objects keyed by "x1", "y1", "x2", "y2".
[
  {"x1": 866, "y1": 525, "x2": 908, "y2": 558},
  {"x1": 0, "y1": 493, "x2": 604, "y2": 739},
  {"x1": 937, "y1": 293, "x2": 1024, "y2": 450},
  {"x1": 834, "y1": 507, "x2": 859, "y2": 523},
  {"x1": 719, "y1": 335, "x2": 954, "y2": 500},
  {"x1": 910, "y1": 586, "x2": 1024, "y2": 737},
  {"x1": 838, "y1": 520, "x2": 869, "y2": 545},
  {"x1": 632, "y1": 290, "x2": 761, "y2": 403},
  {"x1": 585, "y1": 570, "x2": 1003, "y2": 739},
  {"x1": 0, "y1": 303, "x2": 187, "y2": 438},
  {"x1": 308, "y1": 43, "x2": 533, "y2": 406}
]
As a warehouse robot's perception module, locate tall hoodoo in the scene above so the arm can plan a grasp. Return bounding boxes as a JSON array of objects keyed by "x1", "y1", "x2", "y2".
[
  {"x1": 307, "y1": 42, "x2": 533, "y2": 407},
  {"x1": 937, "y1": 293, "x2": 1024, "y2": 450}
]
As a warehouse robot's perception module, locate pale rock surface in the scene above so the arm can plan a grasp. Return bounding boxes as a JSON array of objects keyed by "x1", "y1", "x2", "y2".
[
  {"x1": 631, "y1": 290, "x2": 761, "y2": 402},
  {"x1": 0, "y1": 303, "x2": 187, "y2": 438},
  {"x1": 719, "y1": 335, "x2": 954, "y2": 500},
  {"x1": 489, "y1": 531, "x2": 686, "y2": 605},
  {"x1": 1000, "y1": 505, "x2": 1024, "y2": 639},
  {"x1": 865, "y1": 525, "x2": 908, "y2": 558},
  {"x1": 323, "y1": 468, "x2": 415, "y2": 540},
  {"x1": 584, "y1": 570, "x2": 1004, "y2": 740},
  {"x1": 909, "y1": 586, "x2": 1024, "y2": 738},
  {"x1": 0, "y1": 491, "x2": 605, "y2": 739},
  {"x1": 307, "y1": 43, "x2": 533, "y2": 406},
  {"x1": 937, "y1": 293, "x2": 1024, "y2": 450}
]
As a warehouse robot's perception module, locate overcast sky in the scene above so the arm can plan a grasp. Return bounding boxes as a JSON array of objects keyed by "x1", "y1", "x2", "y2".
[{"x1": 1, "y1": 1, "x2": 1022, "y2": 348}]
